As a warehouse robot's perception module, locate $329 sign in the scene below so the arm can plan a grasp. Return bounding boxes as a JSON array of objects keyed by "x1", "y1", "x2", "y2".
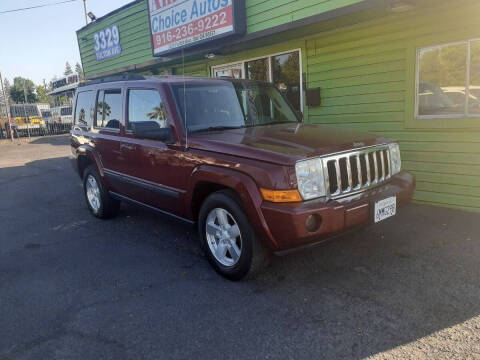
[{"x1": 93, "y1": 24, "x2": 122, "y2": 61}]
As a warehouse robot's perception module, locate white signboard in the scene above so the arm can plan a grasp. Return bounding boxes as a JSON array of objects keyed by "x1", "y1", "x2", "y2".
[{"x1": 147, "y1": 0, "x2": 244, "y2": 56}]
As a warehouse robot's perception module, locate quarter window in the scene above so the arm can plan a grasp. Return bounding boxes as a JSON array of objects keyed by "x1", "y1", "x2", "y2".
[
  {"x1": 74, "y1": 91, "x2": 96, "y2": 126},
  {"x1": 417, "y1": 39, "x2": 480, "y2": 118},
  {"x1": 96, "y1": 89, "x2": 122, "y2": 129},
  {"x1": 127, "y1": 89, "x2": 167, "y2": 130}
]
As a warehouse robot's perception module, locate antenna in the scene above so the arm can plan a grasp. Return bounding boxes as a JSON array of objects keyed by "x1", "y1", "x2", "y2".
[{"x1": 182, "y1": 48, "x2": 188, "y2": 149}]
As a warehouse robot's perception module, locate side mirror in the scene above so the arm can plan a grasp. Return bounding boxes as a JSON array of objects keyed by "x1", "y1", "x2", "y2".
[{"x1": 131, "y1": 121, "x2": 174, "y2": 143}]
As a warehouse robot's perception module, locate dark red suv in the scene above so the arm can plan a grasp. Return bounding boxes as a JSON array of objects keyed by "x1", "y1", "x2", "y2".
[{"x1": 70, "y1": 74, "x2": 415, "y2": 280}]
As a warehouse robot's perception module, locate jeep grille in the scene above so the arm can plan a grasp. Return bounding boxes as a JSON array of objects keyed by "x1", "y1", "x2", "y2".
[{"x1": 323, "y1": 145, "x2": 391, "y2": 198}]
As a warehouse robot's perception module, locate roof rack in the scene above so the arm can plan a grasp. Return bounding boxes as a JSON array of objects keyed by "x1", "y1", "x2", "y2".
[{"x1": 79, "y1": 74, "x2": 146, "y2": 87}]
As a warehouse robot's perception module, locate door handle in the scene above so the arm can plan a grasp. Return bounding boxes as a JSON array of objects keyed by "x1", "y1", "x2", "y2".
[{"x1": 120, "y1": 143, "x2": 136, "y2": 151}]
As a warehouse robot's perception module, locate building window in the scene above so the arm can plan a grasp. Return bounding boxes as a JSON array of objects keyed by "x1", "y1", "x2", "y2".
[
  {"x1": 212, "y1": 50, "x2": 303, "y2": 112},
  {"x1": 272, "y1": 52, "x2": 301, "y2": 113},
  {"x1": 417, "y1": 39, "x2": 480, "y2": 118},
  {"x1": 246, "y1": 58, "x2": 270, "y2": 82}
]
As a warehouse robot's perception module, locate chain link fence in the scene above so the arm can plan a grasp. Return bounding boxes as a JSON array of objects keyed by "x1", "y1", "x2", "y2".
[{"x1": 0, "y1": 123, "x2": 72, "y2": 140}]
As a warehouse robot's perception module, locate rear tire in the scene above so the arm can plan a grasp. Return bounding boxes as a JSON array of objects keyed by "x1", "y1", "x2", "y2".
[
  {"x1": 83, "y1": 164, "x2": 120, "y2": 219},
  {"x1": 198, "y1": 190, "x2": 268, "y2": 281}
]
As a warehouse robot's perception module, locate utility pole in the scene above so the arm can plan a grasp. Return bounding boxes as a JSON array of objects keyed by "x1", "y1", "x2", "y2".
[
  {"x1": 23, "y1": 79, "x2": 30, "y2": 139},
  {"x1": 83, "y1": 0, "x2": 89, "y2": 25},
  {"x1": 0, "y1": 71, "x2": 14, "y2": 141}
]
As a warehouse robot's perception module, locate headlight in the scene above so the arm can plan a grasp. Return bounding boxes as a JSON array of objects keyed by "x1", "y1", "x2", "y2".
[
  {"x1": 295, "y1": 158, "x2": 326, "y2": 200},
  {"x1": 388, "y1": 143, "x2": 402, "y2": 175}
]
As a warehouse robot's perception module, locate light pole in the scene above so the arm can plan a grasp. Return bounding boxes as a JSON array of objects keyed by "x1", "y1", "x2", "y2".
[
  {"x1": 83, "y1": 0, "x2": 88, "y2": 25},
  {"x1": 0, "y1": 71, "x2": 14, "y2": 141}
]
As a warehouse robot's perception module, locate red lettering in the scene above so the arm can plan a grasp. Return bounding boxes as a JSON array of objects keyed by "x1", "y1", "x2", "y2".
[{"x1": 153, "y1": 0, "x2": 178, "y2": 10}]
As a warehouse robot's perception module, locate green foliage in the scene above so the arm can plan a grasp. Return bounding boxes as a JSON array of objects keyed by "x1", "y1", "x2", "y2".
[
  {"x1": 246, "y1": 59, "x2": 269, "y2": 81},
  {"x1": 36, "y1": 85, "x2": 53, "y2": 105},
  {"x1": 9, "y1": 77, "x2": 37, "y2": 104},
  {"x1": 419, "y1": 44, "x2": 467, "y2": 87}
]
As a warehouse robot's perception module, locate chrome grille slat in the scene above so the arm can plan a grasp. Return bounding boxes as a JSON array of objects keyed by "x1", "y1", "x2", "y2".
[
  {"x1": 334, "y1": 160, "x2": 342, "y2": 195},
  {"x1": 346, "y1": 158, "x2": 353, "y2": 191},
  {"x1": 365, "y1": 153, "x2": 371, "y2": 185},
  {"x1": 372, "y1": 152, "x2": 378, "y2": 184},
  {"x1": 355, "y1": 155, "x2": 362, "y2": 190},
  {"x1": 386, "y1": 150, "x2": 391, "y2": 178},
  {"x1": 380, "y1": 151, "x2": 385, "y2": 181},
  {"x1": 322, "y1": 145, "x2": 391, "y2": 199}
]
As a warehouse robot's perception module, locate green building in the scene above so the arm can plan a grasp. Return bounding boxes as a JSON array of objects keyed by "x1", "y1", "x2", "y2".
[{"x1": 76, "y1": 0, "x2": 480, "y2": 212}]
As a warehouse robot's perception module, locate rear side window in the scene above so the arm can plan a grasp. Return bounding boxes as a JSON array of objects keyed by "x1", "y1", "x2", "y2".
[
  {"x1": 127, "y1": 89, "x2": 167, "y2": 130},
  {"x1": 75, "y1": 91, "x2": 96, "y2": 126},
  {"x1": 96, "y1": 89, "x2": 122, "y2": 129}
]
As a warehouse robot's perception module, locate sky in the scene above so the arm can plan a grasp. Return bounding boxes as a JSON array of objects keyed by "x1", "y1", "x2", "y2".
[{"x1": 0, "y1": 0, "x2": 133, "y2": 86}]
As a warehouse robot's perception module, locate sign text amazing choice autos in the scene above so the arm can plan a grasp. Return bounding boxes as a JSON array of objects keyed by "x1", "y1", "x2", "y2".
[{"x1": 148, "y1": 0, "x2": 245, "y2": 56}]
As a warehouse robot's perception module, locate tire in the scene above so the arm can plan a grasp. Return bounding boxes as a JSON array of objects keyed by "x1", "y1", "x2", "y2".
[
  {"x1": 83, "y1": 164, "x2": 120, "y2": 219},
  {"x1": 198, "y1": 190, "x2": 269, "y2": 281}
]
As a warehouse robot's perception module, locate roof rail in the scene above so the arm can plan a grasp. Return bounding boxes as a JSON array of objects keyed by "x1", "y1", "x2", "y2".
[{"x1": 79, "y1": 74, "x2": 146, "y2": 87}]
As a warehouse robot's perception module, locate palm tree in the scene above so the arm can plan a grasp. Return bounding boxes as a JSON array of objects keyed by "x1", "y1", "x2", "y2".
[{"x1": 147, "y1": 105, "x2": 166, "y2": 127}]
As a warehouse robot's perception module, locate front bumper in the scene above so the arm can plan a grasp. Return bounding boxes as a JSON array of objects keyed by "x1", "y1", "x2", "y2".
[{"x1": 260, "y1": 171, "x2": 415, "y2": 252}]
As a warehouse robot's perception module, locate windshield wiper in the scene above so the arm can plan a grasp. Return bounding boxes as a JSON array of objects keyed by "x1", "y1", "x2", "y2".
[{"x1": 190, "y1": 125, "x2": 245, "y2": 133}]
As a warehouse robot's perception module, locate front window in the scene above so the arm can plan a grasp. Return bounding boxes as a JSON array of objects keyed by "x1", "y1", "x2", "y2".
[
  {"x1": 171, "y1": 81, "x2": 299, "y2": 133},
  {"x1": 127, "y1": 89, "x2": 167, "y2": 130},
  {"x1": 417, "y1": 39, "x2": 480, "y2": 118}
]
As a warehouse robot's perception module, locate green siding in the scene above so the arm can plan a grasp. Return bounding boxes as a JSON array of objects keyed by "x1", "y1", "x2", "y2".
[
  {"x1": 305, "y1": 0, "x2": 480, "y2": 212},
  {"x1": 246, "y1": 0, "x2": 364, "y2": 33},
  {"x1": 78, "y1": 0, "x2": 367, "y2": 78}
]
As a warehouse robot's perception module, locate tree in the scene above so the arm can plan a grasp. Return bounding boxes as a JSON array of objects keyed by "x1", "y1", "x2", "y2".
[
  {"x1": 64, "y1": 62, "x2": 73, "y2": 76},
  {"x1": 75, "y1": 62, "x2": 84, "y2": 80},
  {"x1": 9, "y1": 77, "x2": 37, "y2": 104},
  {"x1": 36, "y1": 85, "x2": 52, "y2": 104}
]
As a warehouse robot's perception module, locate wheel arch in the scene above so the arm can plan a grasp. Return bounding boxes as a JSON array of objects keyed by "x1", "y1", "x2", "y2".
[
  {"x1": 75, "y1": 145, "x2": 104, "y2": 179},
  {"x1": 186, "y1": 165, "x2": 278, "y2": 249}
]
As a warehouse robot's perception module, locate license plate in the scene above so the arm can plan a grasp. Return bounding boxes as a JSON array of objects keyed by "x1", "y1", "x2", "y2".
[{"x1": 374, "y1": 196, "x2": 397, "y2": 223}]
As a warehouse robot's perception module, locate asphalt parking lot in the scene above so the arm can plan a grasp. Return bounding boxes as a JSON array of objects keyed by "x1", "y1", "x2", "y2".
[{"x1": 0, "y1": 135, "x2": 479, "y2": 360}]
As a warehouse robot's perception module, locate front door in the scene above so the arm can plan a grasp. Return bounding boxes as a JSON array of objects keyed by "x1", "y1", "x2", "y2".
[{"x1": 117, "y1": 87, "x2": 180, "y2": 213}]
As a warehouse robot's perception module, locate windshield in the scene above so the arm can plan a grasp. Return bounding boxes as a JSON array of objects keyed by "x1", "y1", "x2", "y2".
[{"x1": 171, "y1": 81, "x2": 299, "y2": 133}]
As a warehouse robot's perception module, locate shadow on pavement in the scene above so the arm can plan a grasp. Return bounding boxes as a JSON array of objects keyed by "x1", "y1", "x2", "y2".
[
  {"x1": 28, "y1": 135, "x2": 70, "y2": 146},
  {"x1": 0, "y1": 156, "x2": 479, "y2": 359}
]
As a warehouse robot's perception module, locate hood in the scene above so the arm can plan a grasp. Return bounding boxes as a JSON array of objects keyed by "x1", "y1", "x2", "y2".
[{"x1": 188, "y1": 123, "x2": 393, "y2": 166}]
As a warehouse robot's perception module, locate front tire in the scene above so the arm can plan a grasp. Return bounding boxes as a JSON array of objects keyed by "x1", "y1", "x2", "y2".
[
  {"x1": 198, "y1": 190, "x2": 268, "y2": 281},
  {"x1": 83, "y1": 165, "x2": 120, "y2": 219}
]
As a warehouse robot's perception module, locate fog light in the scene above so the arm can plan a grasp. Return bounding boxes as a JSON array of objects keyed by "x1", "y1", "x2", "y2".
[{"x1": 305, "y1": 214, "x2": 322, "y2": 233}]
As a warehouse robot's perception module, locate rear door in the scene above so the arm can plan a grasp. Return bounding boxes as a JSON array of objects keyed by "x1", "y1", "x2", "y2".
[{"x1": 91, "y1": 87, "x2": 128, "y2": 194}]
